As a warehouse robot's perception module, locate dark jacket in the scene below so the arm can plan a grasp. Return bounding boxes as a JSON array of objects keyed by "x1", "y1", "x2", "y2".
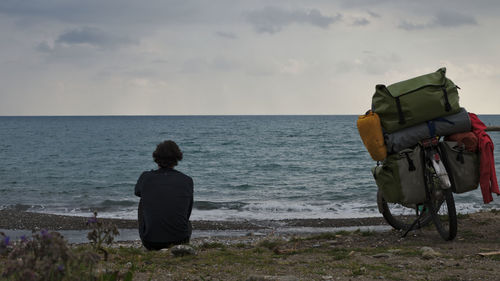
[{"x1": 134, "y1": 168, "x2": 193, "y2": 243}]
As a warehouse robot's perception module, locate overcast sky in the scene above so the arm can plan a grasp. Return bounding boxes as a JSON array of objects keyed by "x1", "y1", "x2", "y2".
[{"x1": 1, "y1": 0, "x2": 499, "y2": 115}]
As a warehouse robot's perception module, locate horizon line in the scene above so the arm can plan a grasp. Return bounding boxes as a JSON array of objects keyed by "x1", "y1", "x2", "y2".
[
  {"x1": 0, "y1": 113, "x2": 359, "y2": 117},
  {"x1": 1, "y1": 113, "x2": 500, "y2": 117}
]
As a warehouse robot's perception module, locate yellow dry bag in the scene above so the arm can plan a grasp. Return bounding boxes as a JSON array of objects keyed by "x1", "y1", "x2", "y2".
[{"x1": 357, "y1": 110, "x2": 387, "y2": 161}]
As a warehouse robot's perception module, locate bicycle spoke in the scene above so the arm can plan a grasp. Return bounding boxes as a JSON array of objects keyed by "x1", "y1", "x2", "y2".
[
  {"x1": 429, "y1": 188, "x2": 457, "y2": 241},
  {"x1": 377, "y1": 190, "x2": 432, "y2": 231}
]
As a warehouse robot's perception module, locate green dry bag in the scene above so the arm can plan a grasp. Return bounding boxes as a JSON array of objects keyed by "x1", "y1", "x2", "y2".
[
  {"x1": 372, "y1": 145, "x2": 426, "y2": 204},
  {"x1": 439, "y1": 141, "x2": 480, "y2": 194},
  {"x1": 372, "y1": 67, "x2": 461, "y2": 133}
]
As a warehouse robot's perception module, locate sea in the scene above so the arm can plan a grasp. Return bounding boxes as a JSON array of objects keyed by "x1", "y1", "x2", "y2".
[{"x1": 1, "y1": 115, "x2": 500, "y2": 221}]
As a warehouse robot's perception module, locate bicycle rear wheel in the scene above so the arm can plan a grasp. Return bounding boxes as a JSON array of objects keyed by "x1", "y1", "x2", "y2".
[
  {"x1": 377, "y1": 190, "x2": 433, "y2": 231},
  {"x1": 428, "y1": 188, "x2": 457, "y2": 241}
]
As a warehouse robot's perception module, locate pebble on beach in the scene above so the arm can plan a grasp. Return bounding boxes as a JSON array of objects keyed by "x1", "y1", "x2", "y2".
[{"x1": 170, "y1": 245, "x2": 196, "y2": 257}]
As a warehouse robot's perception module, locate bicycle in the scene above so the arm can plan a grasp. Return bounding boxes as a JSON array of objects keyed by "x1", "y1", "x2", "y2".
[{"x1": 377, "y1": 137, "x2": 458, "y2": 241}]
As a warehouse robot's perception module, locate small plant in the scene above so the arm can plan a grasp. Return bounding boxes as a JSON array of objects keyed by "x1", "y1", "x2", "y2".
[
  {"x1": 301, "y1": 232, "x2": 339, "y2": 241},
  {"x1": 327, "y1": 248, "x2": 351, "y2": 260},
  {"x1": 350, "y1": 264, "x2": 367, "y2": 276},
  {"x1": 257, "y1": 239, "x2": 283, "y2": 251},
  {"x1": 87, "y1": 211, "x2": 120, "y2": 261},
  {"x1": 1, "y1": 230, "x2": 100, "y2": 281},
  {"x1": 360, "y1": 230, "x2": 375, "y2": 237},
  {"x1": 199, "y1": 242, "x2": 226, "y2": 250},
  {"x1": 0, "y1": 232, "x2": 11, "y2": 256}
]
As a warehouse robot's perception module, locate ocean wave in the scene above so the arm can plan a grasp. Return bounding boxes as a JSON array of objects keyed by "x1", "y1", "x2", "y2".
[
  {"x1": 0, "y1": 203, "x2": 34, "y2": 212},
  {"x1": 94, "y1": 182, "x2": 134, "y2": 190},
  {"x1": 221, "y1": 140, "x2": 240, "y2": 146},
  {"x1": 228, "y1": 184, "x2": 253, "y2": 190},
  {"x1": 241, "y1": 201, "x2": 322, "y2": 213},
  {"x1": 194, "y1": 201, "x2": 247, "y2": 211},
  {"x1": 190, "y1": 201, "x2": 382, "y2": 221},
  {"x1": 99, "y1": 199, "x2": 137, "y2": 207},
  {"x1": 254, "y1": 163, "x2": 281, "y2": 169}
]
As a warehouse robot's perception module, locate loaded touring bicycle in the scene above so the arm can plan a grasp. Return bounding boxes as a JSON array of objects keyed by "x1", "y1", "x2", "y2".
[
  {"x1": 376, "y1": 136, "x2": 457, "y2": 241},
  {"x1": 358, "y1": 68, "x2": 492, "y2": 241}
]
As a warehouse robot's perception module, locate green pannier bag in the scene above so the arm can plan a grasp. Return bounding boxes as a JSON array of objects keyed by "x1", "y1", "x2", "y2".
[
  {"x1": 372, "y1": 145, "x2": 426, "y2": 204},
  {"x1": 439, "y1": 141, "x2": 480, "y2": 194},
  {"x1": 372, "y1": 67, "x2": 461, "y2": 133}
]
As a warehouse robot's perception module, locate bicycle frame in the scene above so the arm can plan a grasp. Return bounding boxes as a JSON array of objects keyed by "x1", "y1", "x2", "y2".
[{"x1": 378, "y1": 137, "x2": 458, "y2": 241}]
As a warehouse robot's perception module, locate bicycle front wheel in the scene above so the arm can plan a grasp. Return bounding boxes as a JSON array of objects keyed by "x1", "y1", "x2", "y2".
[
  {"x1": 428, "y1": 188, "x2": 457, "y2": 241},
  {"x1": 377, "y1": 190, "x2": 433, "y2": 231}
]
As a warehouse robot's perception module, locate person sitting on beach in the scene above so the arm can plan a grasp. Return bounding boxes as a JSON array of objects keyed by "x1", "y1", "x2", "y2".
[{"x1": 134, "y1": 140, "x2": 194, "y2": 250}]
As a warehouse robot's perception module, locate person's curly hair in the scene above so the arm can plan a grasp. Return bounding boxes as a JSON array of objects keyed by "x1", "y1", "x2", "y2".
[{"x1": 152, "y1": 140, "x2": 183, "y2": 168}]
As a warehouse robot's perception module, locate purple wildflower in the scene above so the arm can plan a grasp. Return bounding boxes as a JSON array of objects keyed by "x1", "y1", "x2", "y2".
[
  {"x1": 57, "y1": 264, "x2": 65, "y2": 272},
  {"x1": 87, "y1": 217, "x2": 98, "y2": 224},
  {"x1": 41, "y1": 229, "x2": 50, "y2": 238},
  {"x1": 20, "y1": 235, "x2": 28, "y2": 242}
]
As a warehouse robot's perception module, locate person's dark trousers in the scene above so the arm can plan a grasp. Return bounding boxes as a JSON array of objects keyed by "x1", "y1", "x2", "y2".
[{"x1": 141, "y1": 222, "x2": 192, "y2": 251}]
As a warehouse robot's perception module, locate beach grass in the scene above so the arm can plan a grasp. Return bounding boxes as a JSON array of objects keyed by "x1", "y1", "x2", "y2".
[
  {"x1": 0, "y1": 228, "x2": 424, "y2": 280},
  {"x1": 76, "y1": 232, "x2": 410, "y2": 280},
  {"x1": 3, "y1": 210, "x2": 500, "y2": 280}
]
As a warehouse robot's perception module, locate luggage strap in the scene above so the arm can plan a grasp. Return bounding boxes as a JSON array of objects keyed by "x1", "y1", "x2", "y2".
[
  {"x1": 456, "y1": 151, "x2": 465, "y2": 164},
  {"x1": 426, "y1": 117, "x2": 454, "y2": 138},
  {"x1": 396, "y1": 96, "x2": 405, "y2": 125},
  {"x1": 403, "y1": 152, "x2": 416, "y2": 171},
  {"x1": 442, "y1": 86, "x2": 452, "y2": 112}
]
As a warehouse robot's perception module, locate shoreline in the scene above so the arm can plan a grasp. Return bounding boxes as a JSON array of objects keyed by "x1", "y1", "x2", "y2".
[
  {"x1": 0, "y1": 210, "x2": 388, "y2": 232},
  {"x1": 0, "y1": 210, "x2": 390, "y2": 244},
  {"x1": 3, "y1": 210, "x2": 500, "y2": 279}
]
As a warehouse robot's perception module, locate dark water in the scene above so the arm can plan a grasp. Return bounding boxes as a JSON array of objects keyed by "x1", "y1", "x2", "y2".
[{"x1": 1, "y1": 115, "x2": 499, "y2": 220}]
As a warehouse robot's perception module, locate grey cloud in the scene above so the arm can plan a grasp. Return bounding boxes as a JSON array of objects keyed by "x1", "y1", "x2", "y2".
[
  {"x1": 338, "y1": 0, "x2": 393, "y2": 9},
  {"x1": 33, "y1": 27, "x2": 138, "y2": 65},
  {"x1": 0, "y1": 0, "x2": 237, "y2": 26},
  {"x1": 55, "y1": 27, "x2": 137, "y2": 48},
  {"x1": 245, "y1": 6, "x2": 341, "y2": 34},
  {"x1": 339, "y1": 0, "x2": 497, "y2": 12},
  {"x1": 399, "y1": 10, "x2": 477, "y2": 30},
  {"x1": 215, "y1": 31, "x2": 238, "y2": 39},
  {"x1": 434, "y1": 10, "x2": 477, "y2": 27},
  {"x1": 307, "y1": 9, "x2": 340, "y2": 28},
  {"x1": 398, "y1": 21, "x2": 427, "y2": 31},
  {"x1": 36, "y1": 41, "x2": 53, "y2": 53},
  {"x1": 0, "y1": 1, "x2": 112, "y2": 24},
  {"x1": 367, "y1": 11, "x2": 381, "y2": 18},
  {"x1": 353, "y1": 18, "x2": 370, "y2": 26}
]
